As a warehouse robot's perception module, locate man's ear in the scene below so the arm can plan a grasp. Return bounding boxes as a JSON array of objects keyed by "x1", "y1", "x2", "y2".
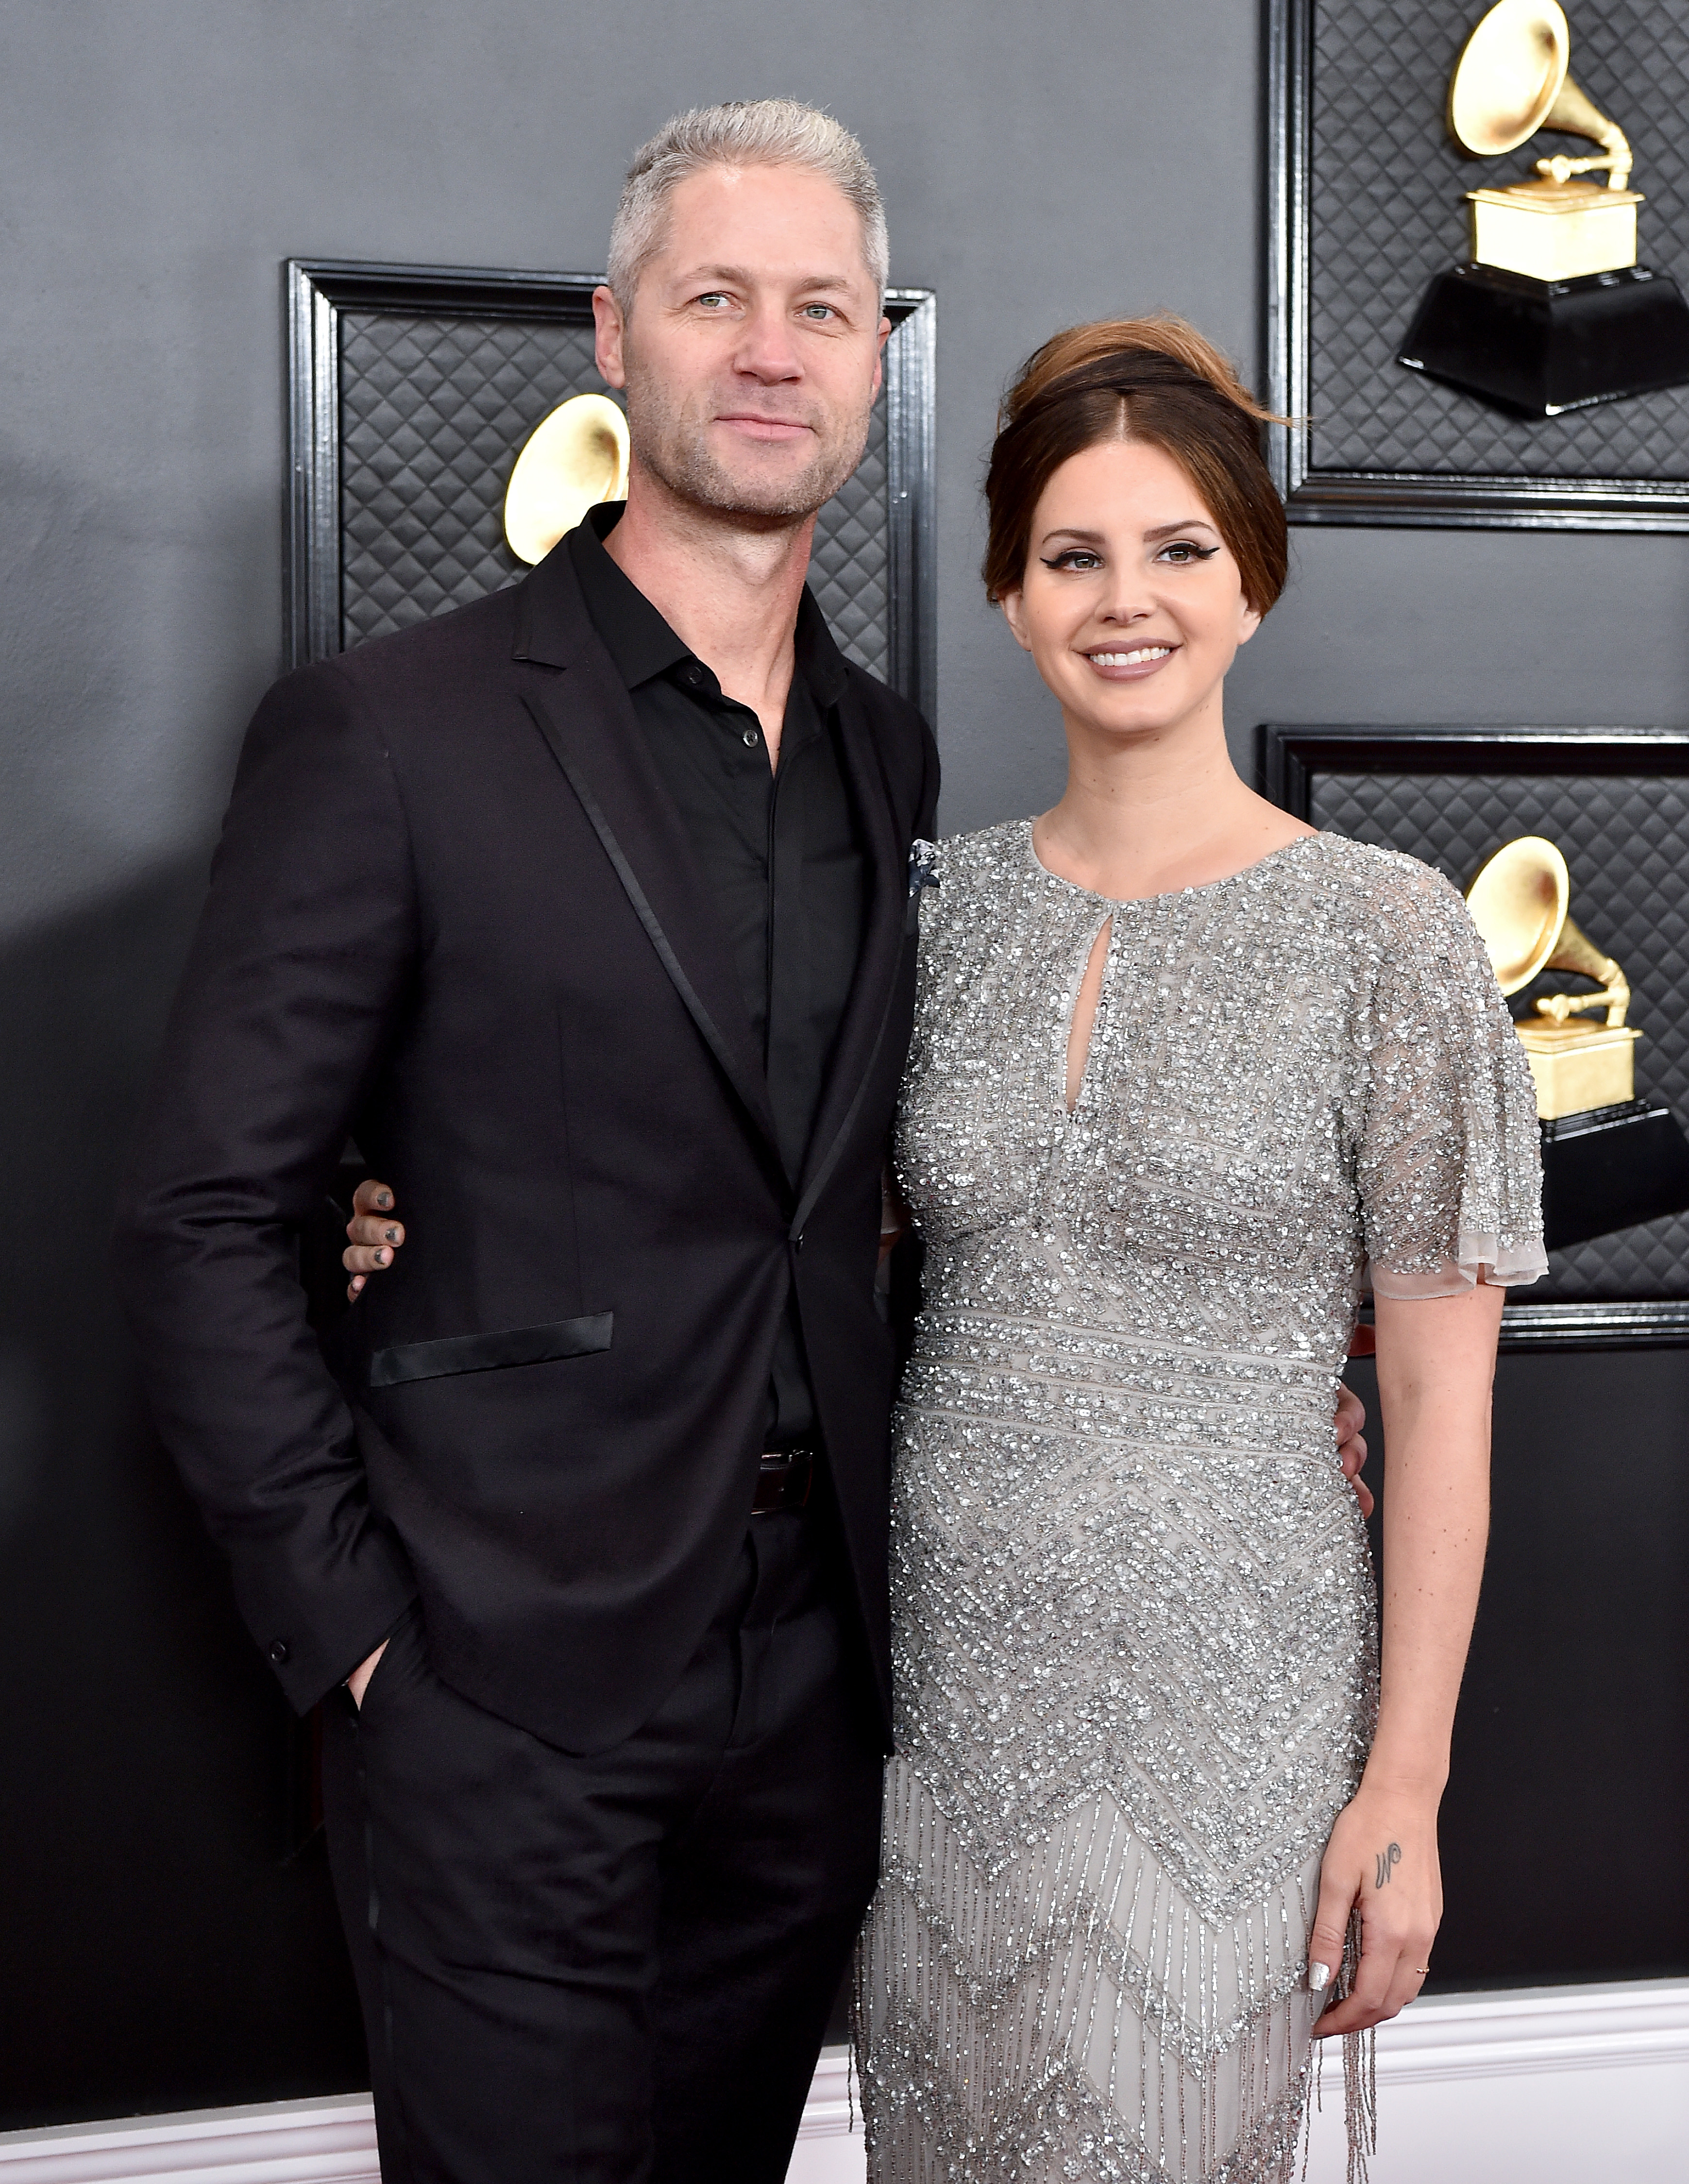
[
  {"x1": 593, "y1": 284, "x2": 628, "y2": 390},
  {"x1": 998, "y1": 590, "x2": 1034, "y2": 654},
  {"x1": 870, "y1": 313, "x2": 891, "y2": 403}
]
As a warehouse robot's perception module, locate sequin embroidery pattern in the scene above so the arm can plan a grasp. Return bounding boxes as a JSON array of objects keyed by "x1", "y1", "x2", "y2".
[{"x1": 858, "y1": 823, "x2": 1544, "y2": 2184}]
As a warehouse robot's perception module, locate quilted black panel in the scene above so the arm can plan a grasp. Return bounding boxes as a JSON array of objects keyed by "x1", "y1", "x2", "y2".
[
  {"x1": 1308, "y1": 0, "x2": 1689, "y2": 479},
  {"x1": 337, "y1": 310, "x2": 888, "y2": 677},
  {"x1": 1311, "y1": 770, "x2": 1689, "y2": 1297},
  {"x1": 339, "y1": 314, "x2": 599, "y2": 641},
  {"x1": 808, "y1": 408, "x2": 889, "y2": 683}
]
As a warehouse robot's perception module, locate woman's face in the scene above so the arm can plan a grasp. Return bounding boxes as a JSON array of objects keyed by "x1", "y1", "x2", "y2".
[{"x1": 999, "y1": 437, "x2": 1261, "y2": 744}]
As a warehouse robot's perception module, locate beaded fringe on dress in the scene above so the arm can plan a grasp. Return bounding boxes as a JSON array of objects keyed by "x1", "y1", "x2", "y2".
[{"x1": 859, "y1": 1769, "x2": 1373, "y2": 2184}]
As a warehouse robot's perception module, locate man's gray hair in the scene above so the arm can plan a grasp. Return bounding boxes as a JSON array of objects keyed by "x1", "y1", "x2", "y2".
[{"x1": 606, "y1": 99, "x2": 889, "y2": 309}]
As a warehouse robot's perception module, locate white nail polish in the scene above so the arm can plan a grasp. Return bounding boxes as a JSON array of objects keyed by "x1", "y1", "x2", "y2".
[{"x1": 1307, "y1": 1961, "x2": 1331, "y2": 1993}]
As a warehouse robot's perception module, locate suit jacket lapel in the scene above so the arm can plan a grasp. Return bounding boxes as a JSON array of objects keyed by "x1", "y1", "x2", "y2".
[
  {"x1": 514, "y1": 550, "x2": 783, "y2": 1164},
  {"x1": 790, "y1": 673, "x2": 910, "y2": 1238}
]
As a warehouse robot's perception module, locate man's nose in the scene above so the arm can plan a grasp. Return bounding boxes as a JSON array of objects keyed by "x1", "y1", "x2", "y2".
[{"x1": 731, "y1": 303, "x2": 803, "y2": 381}]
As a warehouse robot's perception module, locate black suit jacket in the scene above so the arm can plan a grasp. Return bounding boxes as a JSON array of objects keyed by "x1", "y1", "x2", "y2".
[{"x1": 115, "y1": 541, "x2": 939, "y2": 1752}]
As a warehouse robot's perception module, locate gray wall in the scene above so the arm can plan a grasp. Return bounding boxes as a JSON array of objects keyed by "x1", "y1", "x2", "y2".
[
  {"x1": 1, "y1": 0, "x2": 1685, "y2": 2129},
  {"x1": 6, "y1": 0, "x2": 1688, "y2": 940}
]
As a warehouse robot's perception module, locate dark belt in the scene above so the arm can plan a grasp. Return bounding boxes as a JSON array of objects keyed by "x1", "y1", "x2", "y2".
[{"x1": 751, "y1": 1448, "x2": 815, "y2": 1515}]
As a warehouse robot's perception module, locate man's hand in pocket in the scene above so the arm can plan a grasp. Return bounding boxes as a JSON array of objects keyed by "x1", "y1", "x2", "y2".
[{"x1": 347, "y1": 1640, "x2": 388, "y2": 1708}]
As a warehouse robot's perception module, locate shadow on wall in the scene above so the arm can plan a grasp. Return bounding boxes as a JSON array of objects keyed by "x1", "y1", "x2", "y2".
[{"x1": 0, "y1": 862, "x2": 365, "y2": 2132}]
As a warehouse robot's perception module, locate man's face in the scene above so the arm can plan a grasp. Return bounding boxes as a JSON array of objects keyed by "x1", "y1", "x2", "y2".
[{"x1": 595, "y1": 163, "x2": 889, "y2": 522}]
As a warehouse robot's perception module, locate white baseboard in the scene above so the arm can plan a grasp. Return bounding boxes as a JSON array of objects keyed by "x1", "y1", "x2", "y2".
[
  {"x1": 1303, "y1": 1977, "x2": 1689, "y2": 2184},
  {"x1": 1, "y1": 1984, "x2": 1683, "y2": 2184},
  {"x1": 0, "y1": 2092, "x2": 383, "y2": 2184},
  {"x1": 783, "y1": 2051, "x2": 865, "y2": 2184},
  {"x1": 0, "y1": 2050, "x2": 860, "y2": 2184}
]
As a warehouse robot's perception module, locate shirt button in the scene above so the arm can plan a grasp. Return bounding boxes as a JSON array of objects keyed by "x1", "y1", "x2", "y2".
[
  {"x1": 268, "y1": 1638, "x2": 291, "y2": 1665},
  {"x1": 742, "y1": 728, "x2": 759, "y2": 747},
  {"x1": 683, "y1": 664, "x2": 704, "y2": 686}
]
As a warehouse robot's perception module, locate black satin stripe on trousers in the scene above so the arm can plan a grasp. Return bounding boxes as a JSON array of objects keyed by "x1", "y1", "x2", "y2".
[{"x1": 319, "y1": 1506, "x2": 884, "y2": 2184}]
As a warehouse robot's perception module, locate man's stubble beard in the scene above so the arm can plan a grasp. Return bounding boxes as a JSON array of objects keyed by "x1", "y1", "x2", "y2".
[{"x1": 622, "y1": 361, "x2": 873, "y2": 524}]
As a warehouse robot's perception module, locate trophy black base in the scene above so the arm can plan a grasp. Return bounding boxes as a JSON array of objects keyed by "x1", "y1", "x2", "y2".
[
  {"x1": 1540, "y1": 1099, "x2": 1689, "y2": 1252},
  {"x1": 1399, "y1": 263, "x2": 1689, "y2": 417}
]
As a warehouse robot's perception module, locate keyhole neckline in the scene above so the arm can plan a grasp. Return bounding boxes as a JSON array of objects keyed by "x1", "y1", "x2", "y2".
[{"x1": 1063, "y1": 914, "x2": 1112, "y2": 1120}]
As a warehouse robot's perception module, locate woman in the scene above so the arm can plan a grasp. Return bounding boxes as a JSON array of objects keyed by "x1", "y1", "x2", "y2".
[
  {"x1": 344, "y1": 316, "x2": 1545, "y2": 2182},
  {"x1": 851, "y1": 318, "x2": 1543, "y2": 2183}
]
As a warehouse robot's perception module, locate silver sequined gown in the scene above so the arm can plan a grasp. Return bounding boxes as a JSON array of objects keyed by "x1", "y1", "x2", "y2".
[{"x1": 859, "y1": 823, "x2": 1545, "y2": 2184}]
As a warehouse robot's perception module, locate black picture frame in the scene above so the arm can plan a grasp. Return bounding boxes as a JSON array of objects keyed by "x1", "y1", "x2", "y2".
[
  {"x1": 1264, "y1": 0, "x2": 1689, "y2": 532},
  {"x1": 1260, "y1": 720, "x2": 1689, "y2": 1348},
  {"x1": 284, "y1": 259, "x2": 938, "y2": 717}
]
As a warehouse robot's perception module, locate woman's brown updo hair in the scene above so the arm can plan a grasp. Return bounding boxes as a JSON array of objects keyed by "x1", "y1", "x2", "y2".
[{"x1": 982, "y1": 316, "x2": 1288, "y2": 617}]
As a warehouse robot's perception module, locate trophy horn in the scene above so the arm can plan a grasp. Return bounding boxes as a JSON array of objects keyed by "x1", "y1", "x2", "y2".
[
  {"x1": 1447, "y1": 0, "x2": 1632, "y2": 189},
  {"x1": 1538, "y1": 76, "x2": 1633, "y2": 189},
  {"x1": 1465, "y1": 836, "x2": 1630, "y2": 1028},
  {"x1": 503, "y1": 393, "x2": 630, "y2": 567}
]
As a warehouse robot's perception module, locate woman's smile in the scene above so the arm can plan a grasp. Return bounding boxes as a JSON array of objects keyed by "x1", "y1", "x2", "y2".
[{"x1": 1082, "y1": 640, "x2": 1177, "y2": 678}]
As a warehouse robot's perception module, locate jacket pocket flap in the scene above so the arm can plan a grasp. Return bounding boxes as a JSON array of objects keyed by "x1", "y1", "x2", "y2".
[{"x1": 368, "y1": 1311, "x2": 613, "y2": 1388}]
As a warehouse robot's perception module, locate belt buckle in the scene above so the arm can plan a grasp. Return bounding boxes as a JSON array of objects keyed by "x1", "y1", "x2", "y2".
[{"x1": 752, "y1": 1448, "x2": 814, "y2": 1515}]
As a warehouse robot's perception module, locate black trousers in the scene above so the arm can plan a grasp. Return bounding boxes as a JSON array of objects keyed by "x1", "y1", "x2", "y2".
[{"x1": 319, "y1": 1506, "x2": 885, "y2": 2184}]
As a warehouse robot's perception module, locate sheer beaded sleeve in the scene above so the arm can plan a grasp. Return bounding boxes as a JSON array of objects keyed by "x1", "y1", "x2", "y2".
[{"x1": 1356, "y1": 855, "x2": 1547, "y2": 1297}]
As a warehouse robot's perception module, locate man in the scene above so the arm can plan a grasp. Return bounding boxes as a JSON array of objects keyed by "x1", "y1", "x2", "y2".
[
  {"x1": 117, "y1": 98, "x2": 1368, "y2": 2184},
  {"x1": 118, "y1": 98, "x2": 928, "y2": 2184}
]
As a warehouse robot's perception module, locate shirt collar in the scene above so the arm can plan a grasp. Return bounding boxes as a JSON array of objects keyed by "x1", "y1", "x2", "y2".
[
  {"x1": 793, "y1": 586, "x2": 850, "y2": 711},
  {"x1": 567, "y1": 504, "x2": 692, "y2": 691},
  {"x1": 566, "y1": 502, "x2": 851, "y2": 712}
]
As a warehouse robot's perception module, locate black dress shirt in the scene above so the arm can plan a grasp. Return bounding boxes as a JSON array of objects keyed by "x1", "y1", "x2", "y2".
[{"x1": 568, "y1": 506, "x2": 871, "y2": 1447}]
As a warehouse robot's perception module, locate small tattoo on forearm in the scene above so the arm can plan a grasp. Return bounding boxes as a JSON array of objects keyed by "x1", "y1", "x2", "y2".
[{"x1": 1374, "y1": 1842, "x2": 1402, "y2": 1889}]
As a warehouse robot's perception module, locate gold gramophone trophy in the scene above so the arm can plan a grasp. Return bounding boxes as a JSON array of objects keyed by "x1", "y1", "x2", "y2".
[
  {"x1": 1399, "y1": 0, "x2": 1689, "y2": 415},
  {"x1": 502, "y1": 393, "x2": 630, "y2": 566},
  {"x1": 1466, "y1": 837, "x2": 1689, "y2": 1249}
]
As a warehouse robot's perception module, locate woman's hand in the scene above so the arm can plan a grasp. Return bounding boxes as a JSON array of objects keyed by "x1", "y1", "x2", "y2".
[
  {"x1": 1307, "y1": 1787, "x2": 1441, "y2": 2034},
  {"x1": 343, "y1": 1178, "x2": 404, "y2": 1301}
]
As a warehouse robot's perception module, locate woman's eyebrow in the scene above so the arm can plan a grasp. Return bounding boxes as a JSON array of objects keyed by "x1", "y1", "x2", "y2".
[{"x1": 1039, "y1": 518, "x2": 1223, "y2": 550}]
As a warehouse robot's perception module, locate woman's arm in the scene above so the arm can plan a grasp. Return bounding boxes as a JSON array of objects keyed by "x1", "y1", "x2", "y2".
[{"x1": 1308, "y1": 1277, "x2": 1503, "y2": 2035}]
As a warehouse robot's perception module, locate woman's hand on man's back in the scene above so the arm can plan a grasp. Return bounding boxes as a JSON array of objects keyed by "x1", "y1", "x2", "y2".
[{"x1": 343, "y1": 1177, "x2": 404, "y2": 1300}]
